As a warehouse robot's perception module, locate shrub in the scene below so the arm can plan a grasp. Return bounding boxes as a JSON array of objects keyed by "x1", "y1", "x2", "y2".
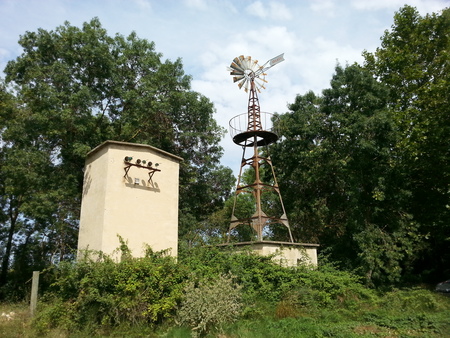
[
  {"x1": 378, "y1": 288, "x2": 444, "y2": 312},
  {"x1": 34, "y1": 247, "x2": 185, "y2": 334},
  {"x1": 176, "y1": 274, "x2": 243, "y2": 336},
  {"x1": 292, "y1": 263, "x2": 377, "y2": 308},
  {"x1": 180, "y1": 245, "x2": 302, "y2": 303}
]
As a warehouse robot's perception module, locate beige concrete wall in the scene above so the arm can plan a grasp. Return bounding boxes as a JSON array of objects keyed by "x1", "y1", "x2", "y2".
[
  {"x1": 218, "y1": 241, "x2": 319, "y2": 267},
  {"x1": 78, "y1": 141, "x2": 182, "y2": 259},
  {"x1": 252, "y1": 243, "x2": 318, "y2": 267}
]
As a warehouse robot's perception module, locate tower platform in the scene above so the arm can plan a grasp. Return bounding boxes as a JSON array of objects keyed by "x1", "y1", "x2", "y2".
[{"x1": 229, "y1": 112, "x2": 279, "y2": 146}]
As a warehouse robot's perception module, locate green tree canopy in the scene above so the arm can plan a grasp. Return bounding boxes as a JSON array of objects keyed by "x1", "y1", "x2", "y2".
[
  {"x1": 363, "y1": 5, "x2": 450, "y2": 281},
  {"x1": 0, "y1": 18, "x2": 233, "y2": 292},
  {"x1": 272, "y1": 64, "x2": 420, "y2": 285},
  {"x1": 269, "y1": 5, "x2": 450, "y2": 285}
]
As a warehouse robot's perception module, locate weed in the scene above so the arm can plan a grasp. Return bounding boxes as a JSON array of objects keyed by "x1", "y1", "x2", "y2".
[{"x1": 176, "y1": 274, "x2": 242, "y2": 337}]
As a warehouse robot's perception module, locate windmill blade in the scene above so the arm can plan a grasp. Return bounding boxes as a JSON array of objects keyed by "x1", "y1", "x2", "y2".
[
  {"x1": 230, "y1": 56, "x2": 246, "y2": 71},
  {"x1": 234, "y1": 55, "x2": 245, "y2": 65},
  {"x1": 247, "y1": 56, "x2": 254, "y2": 70},
  {"x1": 230, "y1": 70, "x2": 244, "y2": 76},
  {"x1": 229, "y1": 62, "x2": 244, "y2": 72},
  {"x1": 229, "y1": 55, "x2": 273, "y2": 91},
  {"x1": 238, "y1": 78, "x2": 247, "y2": 90},
  {"x1": 244, "y1": 80, "x2": 250, "y2": 93},
  {"x1": 243, "y1": 56, "x2": 251, "y2": 70},
  {"x1": 236, "y1": 56, "x2": 246, "y2": 69},
  {"x1": 254, "y1": 79, "x2": 265, "y2": 93}
]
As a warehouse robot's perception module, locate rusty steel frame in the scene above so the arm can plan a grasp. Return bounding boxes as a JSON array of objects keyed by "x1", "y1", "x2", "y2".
[
  {"x1": 228, "y1": 79, "x2": 293, "y2": 242},
  {"x1": 124, "y1": 161, "x2": 161, "y2": 182}
]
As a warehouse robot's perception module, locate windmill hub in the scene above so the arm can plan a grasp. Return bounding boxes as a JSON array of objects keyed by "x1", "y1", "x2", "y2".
[{"x1": 244, "y1": 69, "x2": 255, "y2": 79}]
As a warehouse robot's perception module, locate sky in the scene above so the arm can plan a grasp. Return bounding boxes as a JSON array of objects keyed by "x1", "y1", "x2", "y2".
[{"x1": 0, "y1": 0, "x2": 448, "y2": 176}]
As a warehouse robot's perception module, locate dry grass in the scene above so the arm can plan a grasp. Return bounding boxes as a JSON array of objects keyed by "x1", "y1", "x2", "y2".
[
  {"x1": 0, "y1": 302, "x2": 32, "y2": 337},
  {"x1": 0, "y1": 302, "x2": 72, "y2": 338}
]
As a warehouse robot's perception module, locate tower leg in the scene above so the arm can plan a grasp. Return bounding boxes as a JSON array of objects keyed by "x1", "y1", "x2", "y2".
[{"x1": 228, "y1": 137, "x2": 293, "y2": 243}]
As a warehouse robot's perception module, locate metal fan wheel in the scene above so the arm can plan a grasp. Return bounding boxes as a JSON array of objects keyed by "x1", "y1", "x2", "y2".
[{"x1": 229, "y1": 55, "x2": 267, "y2": 92}]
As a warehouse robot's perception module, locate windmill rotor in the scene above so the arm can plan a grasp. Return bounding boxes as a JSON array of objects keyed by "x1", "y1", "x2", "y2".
[
  {"x1": 228, "y1": 55, "x2": 267, "y2": 93},
  {"x1": 228, "y1": 53, "x2": 284, "y2": 93}
]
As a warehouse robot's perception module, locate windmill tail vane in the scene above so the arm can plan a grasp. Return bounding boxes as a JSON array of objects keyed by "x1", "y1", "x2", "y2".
[{"x1": 268, "y1": 53, "x2": 285, "y2": 67}]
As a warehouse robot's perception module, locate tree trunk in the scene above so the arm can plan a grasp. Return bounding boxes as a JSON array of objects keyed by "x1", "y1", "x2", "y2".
[{"x1": 0, "y1": 200, "x2": 19, "y2": 287}]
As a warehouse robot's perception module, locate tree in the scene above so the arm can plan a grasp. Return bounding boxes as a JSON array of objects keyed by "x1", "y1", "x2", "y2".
[
  {"x1": 270, "y1": 91, "x2": 328, "y2": 243},
  {"x1": 272, "y1": 65, "x2": 421, "y2": 285},
  {"x1": 0, "y1": 18, "x2": 233, "y2": 293},
  {"x1": 363, "y1": 5, "x2": 450, "y2": 281}
]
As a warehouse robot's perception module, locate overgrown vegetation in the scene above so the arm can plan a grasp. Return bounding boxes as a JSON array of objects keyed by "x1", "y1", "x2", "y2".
[
  {"x1": 0, "y1": 246, "x2": 449, "y2": 337},
  {"x1": 0, "y1": 17, "x2": 234, "y2": 296},
  {"x1": 176, "y1": 274, "x2": 243, "y2": 336},
  {"x1": 1, "y1": 4, "x2": 449, "y2": 297},
  {"x1": 1, "y1": 4, "x2": 450, "y2": 336},
  {"x1": 271, "y1": 4, "x2": 450, "y2": 287}
]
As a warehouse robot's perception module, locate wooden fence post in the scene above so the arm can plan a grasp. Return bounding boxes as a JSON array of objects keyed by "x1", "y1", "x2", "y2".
[{"x1": 30, "y1": 271, "x2": 39, "y2": 317}]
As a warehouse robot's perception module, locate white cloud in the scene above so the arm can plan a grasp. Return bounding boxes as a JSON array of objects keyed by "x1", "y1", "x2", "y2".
[
  {"x1": 246, "y1": 1, "x2": 293, "y2": 20},
  {"x1": 309, "y1": 0, "x2": 336, "y2": 15},
  {"x1": 351, "y1": 0, "x2": 448, "y2": 14},
  {"x1": 268, "y1": 2, "x2": 293, "y2": 20},
  {"x1": 183, "y1": 0, "x2": 208, "y2": 10},
  {"x1": 247, "y1": 1, "x2": 266, "y2": 18},
  {"x1": 132, "y1": 0, "x2": 151, "y2": 10},
  {"x1": 246, "y1": 26, "x2": 297, "y2": 55}
]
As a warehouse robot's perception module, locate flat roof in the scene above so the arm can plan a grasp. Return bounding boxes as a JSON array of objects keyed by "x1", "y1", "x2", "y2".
[{"x1": 86, "y1": 140, "x2": 184, "y2": 162}]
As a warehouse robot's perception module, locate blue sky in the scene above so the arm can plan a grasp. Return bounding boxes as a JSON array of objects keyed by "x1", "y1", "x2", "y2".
[{"x1": 0, "y1": 0, "x2": 448, "y2": 175}]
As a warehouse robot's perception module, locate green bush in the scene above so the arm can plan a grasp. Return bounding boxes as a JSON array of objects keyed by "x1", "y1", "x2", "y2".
[
  {"x1": 176, "y1": 274, "x2": 243, "y2": 336},
  {"x1": 34, "y1": 248, "x2": 185, "y2": 335},
  {"x1": 6, "y1": 245, "x2": 449, "y2": 337},
  {"x1": 379, "y1": 288, "x2": 444, "y2": 312},
  {"x1": 180, "y1": 245, "x2": 308, "y2": 303}
]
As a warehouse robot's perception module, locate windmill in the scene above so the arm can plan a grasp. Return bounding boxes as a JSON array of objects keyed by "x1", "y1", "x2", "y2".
[{"x1": 228, "y1": 54, "x2": 293, "y2": 243}]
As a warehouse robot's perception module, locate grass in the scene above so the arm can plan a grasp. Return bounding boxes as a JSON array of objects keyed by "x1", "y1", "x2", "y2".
[
  {"x1": 1, "y1": 291, "x2": 449, "y2": 337},
  {"x1": 0, "y1": 302, "x2": 32, "y2": 337},
  {"x1": 219, "y1": 305, "x2": 450, "y2": 338}
]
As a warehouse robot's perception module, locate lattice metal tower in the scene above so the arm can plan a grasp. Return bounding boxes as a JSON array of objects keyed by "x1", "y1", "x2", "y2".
[{"x1": 228, "y1": 54, "x2": 293, "y2": 242}]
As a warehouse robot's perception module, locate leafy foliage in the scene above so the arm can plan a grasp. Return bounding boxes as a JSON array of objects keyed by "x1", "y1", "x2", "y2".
[
  {"x1": 0, "y1": 18, "x2": 234, "y2": 294},
  {"x1": 272, "y1": 64, "x2": 421, "y2": 286},
  {"x1": 263, "y1": 5, "x2": 450, "y2": 286},
  {"x1": 363, "y1": 5, "x2": 450, "y2": 282},
  {"x1": 176, "y1": 274, "x2": 243, "y2": 336},
  {"x1": 35, "y1": 248, "x2": 184, "y2": 335},
  {"x1": 27, "y1": 245, "x2": 450, "y2": 337}
]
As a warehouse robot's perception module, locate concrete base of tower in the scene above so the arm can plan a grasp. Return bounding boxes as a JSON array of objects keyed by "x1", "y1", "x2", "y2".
[{"x1": 217, "y1": 241, "x2": 319, "y2": 267}]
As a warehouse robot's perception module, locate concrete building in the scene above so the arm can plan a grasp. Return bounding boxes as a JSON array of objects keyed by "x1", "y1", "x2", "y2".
[{"x1": 77, "y1": 141, "x2": 182, "y2": 259}]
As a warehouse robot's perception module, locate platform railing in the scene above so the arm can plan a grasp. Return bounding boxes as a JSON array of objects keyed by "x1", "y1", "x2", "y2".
[{"x1": 229, "y1": 112, "x2": 279, "y2": 140}]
